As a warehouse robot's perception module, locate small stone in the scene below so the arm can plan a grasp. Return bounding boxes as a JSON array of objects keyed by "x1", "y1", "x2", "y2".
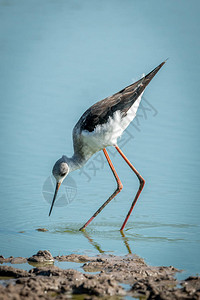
[
  {"x1": 36, "y1": 228, "x2": 48, "y2": 232},
  {"x1": 28, "y1": 250, "x2": 54, "y2": 263},
  {"x1": 55, "y1": 254, "x2": 91, "y2": 263},
  {"x1": 10, "y1": 257, "x2": 27, "y2": 264},
  {"x1": 0, "y1": 265, "x2": 29, "y2": 278}
]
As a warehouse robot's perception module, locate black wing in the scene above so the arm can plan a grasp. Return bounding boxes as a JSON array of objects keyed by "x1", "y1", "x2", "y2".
[{"x1": 75, "y1": 61, "x2": 166, "y2": 133}]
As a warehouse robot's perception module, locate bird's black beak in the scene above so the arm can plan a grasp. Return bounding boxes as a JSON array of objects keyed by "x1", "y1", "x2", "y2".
[{"x1": 49, "y1": 182, "x2": 61, "y2": 216}]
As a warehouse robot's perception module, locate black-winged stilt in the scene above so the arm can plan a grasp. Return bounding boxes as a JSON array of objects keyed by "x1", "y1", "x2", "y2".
[{"x1": 49, "y1": 61, "x2": 166, "y2": 231}]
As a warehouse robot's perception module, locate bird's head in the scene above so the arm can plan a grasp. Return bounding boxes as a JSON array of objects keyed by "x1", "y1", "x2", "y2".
[{"x1": 49, "y1": 155, "x2": 69, "y2": 216}]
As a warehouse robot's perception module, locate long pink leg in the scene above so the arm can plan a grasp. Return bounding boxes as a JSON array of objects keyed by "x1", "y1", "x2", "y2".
[
  {"x1": 79, "y1": 148, "x2": 123, "y2": 231},
  {"x1": 115, "y1": 146, "x2": 145, "y2": 231}
]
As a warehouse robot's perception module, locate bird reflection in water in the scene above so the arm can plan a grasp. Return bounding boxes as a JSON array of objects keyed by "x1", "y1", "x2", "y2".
[{"x1": 81, "y1": 230, "x2": 132, "y2": 255}]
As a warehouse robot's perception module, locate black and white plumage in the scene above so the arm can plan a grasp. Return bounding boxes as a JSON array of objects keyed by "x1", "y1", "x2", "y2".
[
  {"x1": 49, "y1": 61, "x2": 166, "y2": 230},
  {"x1": 73, "y1": 61, "x2": 165, "y2": 161}
]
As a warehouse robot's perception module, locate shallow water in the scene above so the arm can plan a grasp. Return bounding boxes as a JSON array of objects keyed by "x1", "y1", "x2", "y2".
[{"x1": 0, "y1": 0, "x2": 200, "y2": 281}]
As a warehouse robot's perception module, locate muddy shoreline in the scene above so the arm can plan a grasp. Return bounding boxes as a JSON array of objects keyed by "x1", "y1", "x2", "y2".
[{"x1": 0, "y1": 250, "x2": 200, "y2": 299}]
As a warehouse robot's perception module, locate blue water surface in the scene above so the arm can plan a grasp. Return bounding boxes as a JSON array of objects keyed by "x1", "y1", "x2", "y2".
[{"x1": 0, "y1": 0, "x2": 200, "y2": 280}]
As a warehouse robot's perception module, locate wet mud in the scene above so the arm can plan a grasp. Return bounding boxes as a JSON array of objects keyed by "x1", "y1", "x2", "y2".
[{"x1": 0, "y1": 250, "x2": 200, "y2": 299}]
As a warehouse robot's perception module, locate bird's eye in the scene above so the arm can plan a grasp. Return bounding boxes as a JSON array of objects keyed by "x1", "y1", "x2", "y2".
[
  {"x1": 59, "y1": 172, "x2": 67, "y2": 177},
  {"x1": 59, "y1": 162, "x2": 68, "y2": 177}
]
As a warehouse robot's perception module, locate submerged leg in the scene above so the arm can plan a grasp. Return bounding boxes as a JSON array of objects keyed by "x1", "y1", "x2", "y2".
[
  {"x1": 115, "y1": 146, "x2": 145, "y2": 231},
  {"x1": 79, "y1": 148, "x2": 123, "y2": 231}
]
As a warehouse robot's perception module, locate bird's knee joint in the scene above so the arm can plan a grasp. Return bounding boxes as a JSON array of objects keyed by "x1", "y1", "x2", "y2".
[
  {"x1": 118, "y1": 183, "x2": 123, "y2": 192},
  {"x1": 140, "y1": 178, "x2": 145, "y2": 188}
]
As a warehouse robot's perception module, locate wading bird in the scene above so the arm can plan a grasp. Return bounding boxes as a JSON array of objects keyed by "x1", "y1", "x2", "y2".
[{"x1": 49, "y1": 61, "x2": 166, "y2": 231}]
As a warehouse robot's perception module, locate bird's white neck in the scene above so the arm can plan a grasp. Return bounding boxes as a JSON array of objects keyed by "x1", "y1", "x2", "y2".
[{"x1": 64, "y1": 153, "x2": 90, "y2": 173}]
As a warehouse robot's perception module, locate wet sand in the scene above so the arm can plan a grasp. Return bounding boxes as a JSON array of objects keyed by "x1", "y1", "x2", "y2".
[{"x1": 0, "y1": 250, "x2": 200, "y2": 299}]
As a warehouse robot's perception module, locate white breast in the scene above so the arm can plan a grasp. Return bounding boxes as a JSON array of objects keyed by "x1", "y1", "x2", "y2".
[{"x1": 79, "y1": 92, "x2": 143, "y2": 158}]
